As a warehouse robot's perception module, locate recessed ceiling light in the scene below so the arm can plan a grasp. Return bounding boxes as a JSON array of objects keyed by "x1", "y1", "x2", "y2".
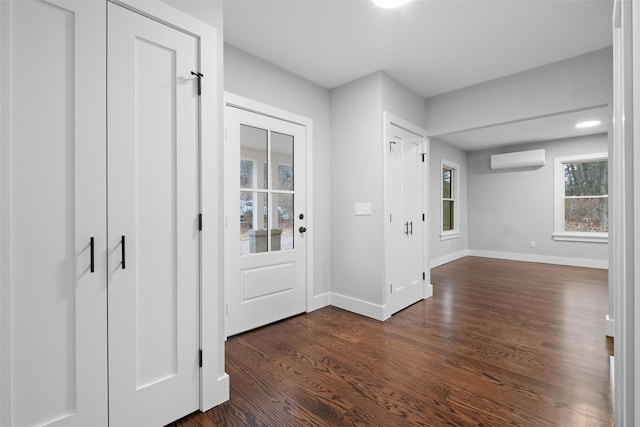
[
  {"x1": 575, "y1": 120, "x2": 602, "y2": 129},
  {"x1": 372, "y1": 0, "x2": 411, "y2": 9}
]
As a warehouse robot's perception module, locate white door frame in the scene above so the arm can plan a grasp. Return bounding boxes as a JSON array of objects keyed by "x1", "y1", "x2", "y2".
[
  {"x1": 110, "y1": 0, "x2": 228, "y2": 411},
  {"x1": 224, "y1": 92, "x2": 314, "y2": 337},
  {"x1": 382, "y1": 112, "x2": 432, "y2": 320}
]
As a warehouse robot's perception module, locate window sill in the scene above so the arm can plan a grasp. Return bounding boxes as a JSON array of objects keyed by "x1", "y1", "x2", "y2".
[
  {"x1": 552, "y1": 232, "x2": 608, "y2": 243},
  {"x1": 440, "y1": 231, "x2": 460, "y2": 241}
]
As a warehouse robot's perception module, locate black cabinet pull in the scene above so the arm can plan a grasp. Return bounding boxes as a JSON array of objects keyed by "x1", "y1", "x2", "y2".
[
  {"x1": 404, "y1": 222, "x2": 409, "y2": 235},
  {"x1": 410, "y1": 221, "x2": 413, "y2": 235},
  {"x1": 90, "y1": 237, "x2": 95, "y2": 273},
  {"x1": 121, "y1": 235, "x2": 126, "y2": 269}
]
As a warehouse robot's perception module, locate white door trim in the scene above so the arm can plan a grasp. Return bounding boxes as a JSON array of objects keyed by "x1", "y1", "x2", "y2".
[
  {"x1": 0, "y1": 1, "x2": 8, "y2": 420},
  {"x1": 382, "y1": 112, "x2": 431, "y2": 320},
  {"x1": 112, "y1": 0, "x2": 228, "y2": 412},
  {"x1": 224, "y1": 92, "x2": 314, "y2": 334},
  {"x1": 634, "y1": 0, "x2": 640, "y2": 421}
]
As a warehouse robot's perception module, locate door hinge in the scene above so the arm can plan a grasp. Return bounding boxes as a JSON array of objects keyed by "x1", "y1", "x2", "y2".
[
  {"x1": 422, "y1": 213, "x2": 425, "y2": 221},
  {"x1": 191, "y1": 71, "x2": 204, "y2": 96},
  {"x1": 422, "y1": 272, "x2": 426, "y2": 280},
  {"x1": 199, "y1": 349, "x2": 203, "y2": 368},
  {"x1": 198, "y1": 213, "x2": 203, "y2": 231}
]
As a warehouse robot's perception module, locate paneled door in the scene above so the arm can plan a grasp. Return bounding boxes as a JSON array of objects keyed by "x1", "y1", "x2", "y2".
[
  {"x1": 107, "y1": 3, "x2": 200, "y2": 425},
  {"x1": 386, "y1": 122, "x2": 425, "y2": 315},
  {"x1": 225, "y1": 107, "x2": 307, "y2": 336},
  {"x1": 0, "y1": 1, "x2": 108, "y2": 426}
]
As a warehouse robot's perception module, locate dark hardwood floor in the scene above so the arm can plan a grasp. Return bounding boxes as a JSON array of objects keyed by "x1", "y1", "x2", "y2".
[{"x1": 173, "y1": 256, "x2": 613, "y2": 426}]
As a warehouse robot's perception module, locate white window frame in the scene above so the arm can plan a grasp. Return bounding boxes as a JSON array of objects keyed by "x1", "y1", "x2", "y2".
[
  {"x1": 553, "y1": 152, "x2": 608, "y2": 243},
  {"x1": 440, "y1": 159, "x2": 460, "y2": 240}
]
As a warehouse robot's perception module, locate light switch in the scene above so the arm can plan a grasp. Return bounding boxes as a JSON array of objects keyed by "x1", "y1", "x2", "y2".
[{"x1": 354, "y1": 202, "x2": 372, "y2": 216}]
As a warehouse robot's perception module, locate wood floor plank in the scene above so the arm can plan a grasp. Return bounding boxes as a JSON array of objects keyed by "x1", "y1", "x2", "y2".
[{"x1": 171, "y1": 257, "x2": 613, "y2": 426}]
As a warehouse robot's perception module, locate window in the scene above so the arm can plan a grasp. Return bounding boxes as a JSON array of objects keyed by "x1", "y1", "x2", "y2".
[
  {"x1": 553, "y1": 153, "x2": 608, "y2": 243},
  {"x1": 240, "y1": 159, "x2": 254, "y2": 188},
  {"x1": 441, "y1": 160, "x2": 460, "y2": 240}
]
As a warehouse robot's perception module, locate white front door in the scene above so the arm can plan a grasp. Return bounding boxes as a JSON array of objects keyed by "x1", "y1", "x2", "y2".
[
  {"x1": 386, "y1": 124, "x2": 424, "y2": 315},
  {"x1": 0, "y1": 1, "x2": 108, "y2": 425},
  {"x1": 225, "y1": 106, "x2": 307, "y2": 336},
  {"x1": 107, "y1": 3, "x2": 200, "y2": 426}
]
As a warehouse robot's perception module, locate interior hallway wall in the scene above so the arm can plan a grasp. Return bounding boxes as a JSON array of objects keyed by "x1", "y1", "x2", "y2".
[{"x1": 330, "y1": 72, "x2": 385, "y2": 308}]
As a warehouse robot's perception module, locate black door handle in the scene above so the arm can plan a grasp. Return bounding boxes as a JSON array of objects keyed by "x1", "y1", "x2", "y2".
[
  {"x1": 299, "y1": 227, "x2": 307, "y2": 233},
  {"x1": 121, "y1": 235, "x2": 126, "y2": 269},
  {"x1": 90, "y1": 237, "x2": 95, "y2": 273}
]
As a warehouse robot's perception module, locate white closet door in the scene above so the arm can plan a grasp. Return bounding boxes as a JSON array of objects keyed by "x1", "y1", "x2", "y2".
[
  {"x1": 107, "y1": 3, "x2": 200, "y2": 426},
  {"x1": 386, "y1": 124, "x2": 424, "y2": 316},
  {"x1": 0, "y1": 1, "x2": 107, "y2": 426},
  {"x1": 400, "y1": 139, "x2": 423, "y2": 304}
]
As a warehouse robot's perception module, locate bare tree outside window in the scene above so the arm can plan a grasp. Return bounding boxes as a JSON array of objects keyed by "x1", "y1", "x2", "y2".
[
  {"x1": 278, "y1": 164, "x2": 293, "y2": 191},
  {"x1": 442, "y1": 167, "x2": 454, "y2": 232},
  {"x1": 563, "y1": 160, "x2": 608, "y2": 232},
  {"x1": 240, "y1": 159, "x2": 253, "y2": 188}
]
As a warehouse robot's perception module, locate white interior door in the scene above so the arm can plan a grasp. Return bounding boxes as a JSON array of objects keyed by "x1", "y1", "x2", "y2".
[
  {"x1": 0, "y1": 1, "x2": 107, "y2": 426},
  {"x1": 225, "y1": 106, "x2": 307, "y2": 336},
  {"x1": 386, "y1": 124, "x2": 424, "y2": 315},
  {"x1": 107, "y1": 3, "x2": 200, "y2": 425}
]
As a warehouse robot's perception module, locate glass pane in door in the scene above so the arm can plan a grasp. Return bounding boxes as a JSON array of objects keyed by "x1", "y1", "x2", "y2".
[
  {"x1": 272, "y1": 193, "x2": 294, "y2": 251},
  {"x1": 271, "y1": 131, "x2": 294, "y2": 191},
  {"x1": 240, "y1": 125, "x2": 267, "y2": 190},
  {"x1": 240, "y1": 191, "x2": 268, "y2": 255}
]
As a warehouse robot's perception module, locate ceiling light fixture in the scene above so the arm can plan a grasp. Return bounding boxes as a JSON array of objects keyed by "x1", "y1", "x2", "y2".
[
  {"x1": 372, "y1": 0, "x2": 411, "y2": 9},
  {"x1": 575, "y1": 120, "x2": 602, "y2": 129}
]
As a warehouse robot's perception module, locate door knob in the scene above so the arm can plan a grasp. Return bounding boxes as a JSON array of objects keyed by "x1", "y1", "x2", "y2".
[{"x1": 299, "y1": 226, "x2": 307, "y2": 233}]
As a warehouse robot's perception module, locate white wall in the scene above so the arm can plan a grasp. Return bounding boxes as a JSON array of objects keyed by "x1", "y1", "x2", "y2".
[
  {"x1": 224, "y1": 44, "x2": 332, "y2": 304},
  {"x1": 425, "y1": 48, "x2": 613, "y2": 136},
  {"x1": 330, "y1": 72, "x2": 385, "y2": 307},
  {"x1": 330, "y1": 72, "x2": 431, "y2": 317},
  {"x1": 467, "y1": 134, "x2": 609, "y2": 266},
  {"x1": 429, "y1": 139, "x2": 469, "y2": 267},
  {"x1": 381, "y1": 73, "x2": 427, "y2": 129}
]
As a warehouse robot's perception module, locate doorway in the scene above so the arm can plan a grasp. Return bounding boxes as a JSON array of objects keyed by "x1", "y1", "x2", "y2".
[{"x1": 224, "y1": 97, "x2": 310, "y2": 336}]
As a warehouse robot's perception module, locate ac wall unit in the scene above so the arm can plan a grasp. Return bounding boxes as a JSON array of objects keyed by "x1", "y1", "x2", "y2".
[{"x1": 490, "y1": 149, "x2": 546, "y2": 170}]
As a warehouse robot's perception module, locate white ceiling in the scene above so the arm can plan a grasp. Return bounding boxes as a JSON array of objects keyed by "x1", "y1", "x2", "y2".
[
  {"x1": 223, "y1": 0, "x2": 613, "y2": 99},
  {"x1": 221, "y1": 0, "x2": 613, "y2": 150},
  {"x1": 433, "y1": 106, "x2": 610, "y2": 150}
]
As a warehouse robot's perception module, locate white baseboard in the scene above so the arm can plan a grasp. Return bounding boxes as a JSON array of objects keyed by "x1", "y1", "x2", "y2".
[
  {"x1": 430, "y1": 250, "x2": 470, "y2": 268},
  {"x1": 606, "y1": 314, "x2": 615, "y2": 337},
  {"x1": 468, "y1": 250, "x2": 608, "y2": 269},
  {"x1": 330, "y1": 292, "x2": 385, "y2": 321},
  {"x1": 333, "y1": 285, "x2": 434, "y2": 322},
  {"x1": 424, "y1": 283, "x2": 433, "y2": 299},
  {"x1": 307, "y1": 292, "x2": 331, "y2": 312}
]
